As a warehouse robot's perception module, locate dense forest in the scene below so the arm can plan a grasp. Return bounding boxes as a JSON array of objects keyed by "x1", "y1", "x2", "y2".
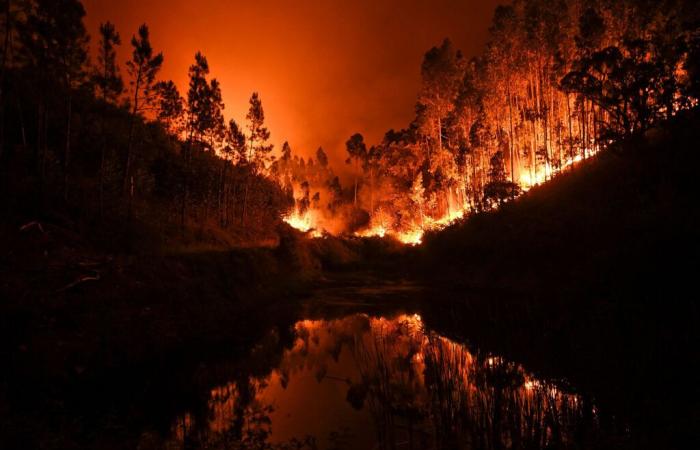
[
  {"x1": 320, "y1": 0, "x2": 700, "y2": 243},
  {"x1": 0, "y1": 0, "x2": 292, "y2": 249},
  {"x1": 1, "y1": 0, "x2": 699, "y2": 249}
]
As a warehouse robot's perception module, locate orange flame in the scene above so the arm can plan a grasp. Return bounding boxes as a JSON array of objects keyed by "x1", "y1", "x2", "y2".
[{"x1": 283, "y1": 149, "x2": 597, "y2": 245}]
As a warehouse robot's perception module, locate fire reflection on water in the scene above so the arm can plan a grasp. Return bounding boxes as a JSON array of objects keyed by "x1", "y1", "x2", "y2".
[{"x1": 167, "y1": 313, "x2": 596, "y2": 449}]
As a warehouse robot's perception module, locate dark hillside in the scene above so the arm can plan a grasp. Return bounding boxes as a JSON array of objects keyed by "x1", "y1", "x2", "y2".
[
  {"x1": 414, "y1": 110, "x2": 700, "y2": 449},
  {"x1": 420, "y1": 109, "x2": 700, "y2": 300}
]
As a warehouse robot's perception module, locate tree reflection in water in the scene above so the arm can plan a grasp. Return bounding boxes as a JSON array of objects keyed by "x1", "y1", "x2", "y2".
[{"x1": 165, "y1": 313, "x2": 597, "y2": 450}]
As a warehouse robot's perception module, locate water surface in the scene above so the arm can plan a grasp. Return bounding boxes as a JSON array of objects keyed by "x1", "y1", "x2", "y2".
[{"x1": 164, "y1": 311, "x2": 599, "y2": 449}]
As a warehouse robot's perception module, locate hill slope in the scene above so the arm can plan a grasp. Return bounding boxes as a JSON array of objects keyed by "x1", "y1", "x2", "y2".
[
  {"x1": 419, "y1": 110, "x2": 700, "y2": 300},
  {"x1": 412, "y1": 110, "x2": 700, "y2": 449}
]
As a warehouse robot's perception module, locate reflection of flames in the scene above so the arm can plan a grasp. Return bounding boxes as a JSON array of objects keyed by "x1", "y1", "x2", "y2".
[{"x1": 170, "y1": 312, "x2": 591, "y2": 448}]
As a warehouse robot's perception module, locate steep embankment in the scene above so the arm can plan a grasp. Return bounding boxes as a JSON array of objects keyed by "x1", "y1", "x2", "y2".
[
  {"x1": 414, "y1": 110, "x2": 700, "y2": 449},
  {"x1": 419, "y1": 110, "x2": 700, "y2": 299}
]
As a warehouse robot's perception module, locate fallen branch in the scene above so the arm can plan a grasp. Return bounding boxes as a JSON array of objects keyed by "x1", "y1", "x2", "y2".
[
  {"x1": 19, "y1": 221, "x2": 45, "y2": 234},
  {"x1": 56, "y1": 271, "x2": 101, "y2": 293}
]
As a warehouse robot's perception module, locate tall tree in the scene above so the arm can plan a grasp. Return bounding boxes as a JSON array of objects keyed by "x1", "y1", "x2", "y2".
[
  {"x1": 93, "y1": 21, "x2": 123, "y2": 218},
  {"x1": 182, "y1": 52, "x2": 212, "y2": 231},
  {"x1": 345, "y1": 133, "x2": 367, "y2": 207},
  {"x1": 417, "y1": 39, "x2": 465, "y2": 165},
  {"x1": 23, "y1": 0, "x2": 88, "y2": 197},
  {"x1": 316, "y1": 146, "x2": 328, "y2": 168},
  {"x1": 123, "y1": 23, "x2": 163, "y2": 198},
  {"x1": 219, "y1": 118, "x2": 245, "y2": 227},
  {"x1": 154, "y1": 80, "x2": 184, "y2": 136},
  {"x1": 93, "y1": 22, "x2": 122, "y2": 104},
  {"x1": 245, "y1": 92, "x2": 273, "y2": 172},
  {"x1": 0, "y1": 0, "x2": 26, "y2": 163}
]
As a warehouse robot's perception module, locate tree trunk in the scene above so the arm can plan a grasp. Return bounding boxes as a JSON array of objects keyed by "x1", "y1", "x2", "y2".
[
  {"x1": 242, "y1": 175, "x2": 250, "y2": 225},
  {"x1": 63, "y1": 90, "x2": 72, "y2": 201},
  {"x1": 16, "y1": 95, "x2": 26, "y2": 147},
  {"x1": 123, "y1": 67, "x2": 142, "y2": 196},
  {"x1": 0, "y1": 0, "x2": 11, "y2": 165},
  {"x1": 507, "y1": 85, "x2": 516, "y2": 189},
  {"x1": 353, "y1": 158, "x2": 358, "y2": 207}
]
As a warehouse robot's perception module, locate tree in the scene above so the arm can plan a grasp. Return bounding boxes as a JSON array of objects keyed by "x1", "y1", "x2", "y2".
[
  {"x1": 0, "y1": 0, "x2": 28, "y2": 163},
  {"x1": 316, "y1": 146, "x2": 328, "y2": 168},
  {"x1": 182, "y1": 52, "x2": 225, "y2": 231},
  {"x1": 327, "y1": 176, "x2": 342, "y2": 213},
  {"x1": 240, "y1": 92, "x2": 273, "y2": 225},
  {"x1": 154, "y1": 80, "x2": 184, "y2": 136},
  {"x1": 417, "y1": 38, "x2": 465, "y2": 165},
  {"x1": 280, "y1": 141, "x2": 292, "y2": 162},
  {"x1": 23, "y1": 0, "x2": 88, "y2": 198},
  {"x1": 345, "y1": 133, "x2": 367, "y2": 207},
  {"x1": 226, "y1": 118, "x2": 247, "y2": 164},
  {"x1": 93, "y1": 22, "x2": 122, "y2": 104},
  {"x1": 94, "y1": 21, "x2": 123, "y2": 218},
  {"x1": 246, "y1": 92, "x2": 273, "y2": 172},
  {"x1": 409, "y1": 172, "x2": 426, "y2": 227},
  {"x1": 484, "y1": 151, "x2": 519, "y2": 206},
  {"x1": 219, "y1": 119, "x2": 245, "y2": 227},
  {"x1": 123, "y1": 23, "x2": 163, "y2": 198}
]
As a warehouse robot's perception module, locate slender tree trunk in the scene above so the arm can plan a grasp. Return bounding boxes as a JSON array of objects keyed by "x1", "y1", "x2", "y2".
[
  {"x1": 242, "y1": 175, "x2": 250, "y2": 225},
  {"x1": 36, "y1": 103, "x2": 43, "y2": 176},
  {"x1": 580, "y1": 99, "x2": 586, "y2": 159},
  {"x1": 353, "y1": 158, "x2": 358, "y2": 207},
  {"x1": 0, "y1": 0, "x2": 11, "y2": 165},
  {"x1": 219, "y1": 157, "x2": 227, "y2": 227},
  {"x1": 507, "y1": 85, "x2": 516, "y2": 189},
  {"x1": 99, "y1": 129, "x2": 106, "y2": 219},
  {"x1": 181, "y1": 129, "x2": 194, "y2": 236},
  {"x1": 123, "y1": 68, "x2": 142, "y2": 196},
  {"x1": 63, "y1": 90, "x2": 72, "y2": 201},
  {"x1": 566, "y1": 94, "x2": 574, "y2": 171},
  {"x1": 369, "y1": 167, "x2": 374, "y2": 213},
  {"x1": 16, "y1": 95, "x2": 26, "y2": 147},
  {"x1": 99, "y1": 54, "x2": 108, "y2": 220}
]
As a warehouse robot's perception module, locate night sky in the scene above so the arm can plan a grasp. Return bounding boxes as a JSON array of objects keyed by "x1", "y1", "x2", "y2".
[{"x1": 83, "y1": 0, "x2": 501, "y2": 165}]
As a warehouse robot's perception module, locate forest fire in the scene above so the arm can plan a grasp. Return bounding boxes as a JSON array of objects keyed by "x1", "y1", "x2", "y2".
[
  {"x1": 282, "y1": 209, "x2": 328, "y2": 239},
  {"x1": 283, "y1": 147, "x2": 595, "y2": 246}
]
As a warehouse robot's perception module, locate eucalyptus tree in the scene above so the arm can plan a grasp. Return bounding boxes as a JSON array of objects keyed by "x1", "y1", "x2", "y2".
[{"x1": 345, "y1": 133, "x2": 367, "y2": 207}]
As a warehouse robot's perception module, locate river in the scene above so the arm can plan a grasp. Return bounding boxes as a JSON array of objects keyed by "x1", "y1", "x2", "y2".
[{"x1": 152, "y1": 280, "x2": 612, "y2": 450}]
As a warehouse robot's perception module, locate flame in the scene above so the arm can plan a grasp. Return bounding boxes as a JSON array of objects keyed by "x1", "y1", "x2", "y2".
[
  {"x1": 283, "y1": 210, "x2": 323, "y2": 238},
  {"x1": 282, "y1": 148, "x2": 596, "y2": 246},
  {"x1": 356, "y1": 204, "x2": 469, "y2": 245}
]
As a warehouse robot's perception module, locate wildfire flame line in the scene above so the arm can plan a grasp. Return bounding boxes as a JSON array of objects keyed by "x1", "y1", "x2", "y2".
[{"x1": 283, "y1": 150, "x2": 596, "y2": 246}]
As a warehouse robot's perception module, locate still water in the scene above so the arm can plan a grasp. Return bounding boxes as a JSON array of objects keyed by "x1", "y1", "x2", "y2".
[{"x1": 161, "y1": 312, "x2": 598, "y2": 450}]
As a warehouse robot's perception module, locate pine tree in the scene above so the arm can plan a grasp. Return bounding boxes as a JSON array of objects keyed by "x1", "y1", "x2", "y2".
[
  {"x1": 245, "y1": 92, "x2": 273, "y2": 172},
  {"x1": 94, "y1": 21, "x2": 123, "y2": 218},
  {"x1": 123, "y1": 24, "x2": 163, "y2": 198}
]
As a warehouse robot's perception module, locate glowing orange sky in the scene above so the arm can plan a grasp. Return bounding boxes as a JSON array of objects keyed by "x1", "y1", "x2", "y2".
[{"x1": 83, "y1": 0, "x2": 500, "y2": 165}]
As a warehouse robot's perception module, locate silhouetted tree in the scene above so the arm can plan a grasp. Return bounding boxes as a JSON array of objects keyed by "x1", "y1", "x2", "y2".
[
  {"x1": 246, "y1": 92, "x2": 273, "y2": 172},
  {"x1": 345, "y1": 133, "x2": 367, "y2": 207},
  {"x1": 94, "y1": 21, "x2": 122, "y2": 217},
  {"x1": 124, "y1": 23, "x2": 163, "y2": 199}
]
